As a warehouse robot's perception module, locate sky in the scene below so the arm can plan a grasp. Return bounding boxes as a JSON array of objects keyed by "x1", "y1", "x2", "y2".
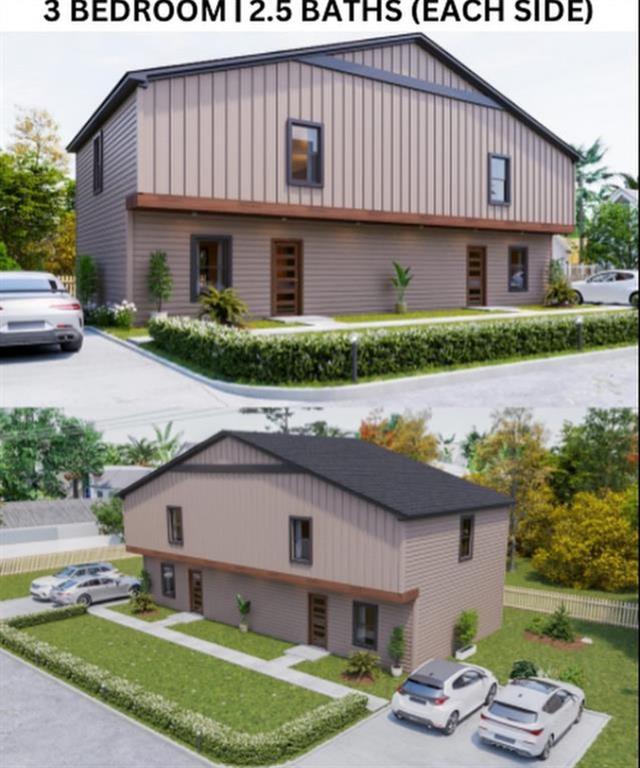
[{"x1": 0, "y1": 30, "x2": 637, "y2": 176}]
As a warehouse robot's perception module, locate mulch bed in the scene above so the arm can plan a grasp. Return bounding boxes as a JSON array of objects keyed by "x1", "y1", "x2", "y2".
[
  {"x1": 341, "y1": 673, "x2": 376, "y2": 686},
  {"x1": 524, "y1": 631, "x2": 585, "y2": 651}
]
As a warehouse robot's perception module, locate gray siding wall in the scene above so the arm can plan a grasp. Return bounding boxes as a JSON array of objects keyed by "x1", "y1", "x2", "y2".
[
  {"x1": 132, "y1": 210, "x2": 551, "y2": 317},
  {"x1": 136, "y1": 46, "x2": 574, "y2": 226},
  {"x1": 76, "y1": 93, "x2": 137, "y2": 302},
  {"x1": 402, "y1": 507, "x2": 509, "y2": 663}
]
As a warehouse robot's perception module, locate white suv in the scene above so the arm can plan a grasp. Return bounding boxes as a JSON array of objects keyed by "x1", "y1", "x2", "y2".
[{"x1": 0, "y1": 271, "x2": 83, "y2": 352}]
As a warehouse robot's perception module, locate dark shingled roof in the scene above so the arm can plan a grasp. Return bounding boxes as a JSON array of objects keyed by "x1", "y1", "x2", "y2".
[
  {"x1": 119, "y1": 430, "x2": 512, "y2": 520},
  {"x1": 0, "y1": 499, "x2": 96, "y2": 529}
]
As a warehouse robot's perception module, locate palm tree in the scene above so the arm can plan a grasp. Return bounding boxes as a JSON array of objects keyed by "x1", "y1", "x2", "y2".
[
  {"x1": 151, "y1": 422, "x2": 184, "y2": 464},
  {"x1": 123, "y1": 437, "x2": 158, "y2": 467},
  {"x1": 618, "y1": 173, "x2": 638, "y2": 191},
  {"x1": 573, "y1": 139, "x2": 614, "y2": 261}
]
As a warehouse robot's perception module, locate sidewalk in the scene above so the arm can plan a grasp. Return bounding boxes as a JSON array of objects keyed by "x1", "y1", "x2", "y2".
[{"x1": 90, "y1": 604, "x2": 387, "y2": 712}]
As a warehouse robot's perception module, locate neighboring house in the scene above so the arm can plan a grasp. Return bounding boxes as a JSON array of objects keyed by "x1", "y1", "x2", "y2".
[
  {"x1": 552, "y1": 235, "x2": 572, "y2": 272},
  {"x1": 120, "y1": 431, "x2": 511, "y2": 668},
  {"x1": 85, "y1": 465, "x2": 153, "y2": 499},
  {"x1": 0, "y1": 499, "x2": 98, "y2": 546},
  {"x1": 68, "y1": 33, "x2": 577, "y2": 318},
  {"x1": 610, "y1": 188, "x2": 638, "y2": 208}
]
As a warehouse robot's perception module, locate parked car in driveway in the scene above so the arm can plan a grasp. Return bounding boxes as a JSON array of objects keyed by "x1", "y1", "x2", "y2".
[
  {"x1": 51, "y1": 574, "x2": 141, "y2": 606},
  {"x1": 478, "y1": 676, "x2": 585, "y2": 760},
  {"x1": 0, "y1": 271, "x2": 83, "y2": 352},
  {"x1": 571, "y1": 269, "x2": 638, "y2": 306},
  {"x1": 30, "y1": 562, "x2": 119, "y2": 600},
  {"x1": 391, "y1": 658, "x2": 498, "y2": 735}
]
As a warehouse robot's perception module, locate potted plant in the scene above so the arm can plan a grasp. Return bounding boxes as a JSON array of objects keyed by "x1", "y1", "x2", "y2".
[
  {"x1": 236, "y1": 593, "x2": 251, "y2": 633},
  {"x1": 391, "y1": 261, "x2": 413, "y2": 314},
  {"x1": 148, "y1": 250, "x2": 173, "y2": 320},
  {"x1": 454, "y1": 609, "x2": 478, "y2": 660},
  {"x1": 387, "y1": 626, "x2": 405, "y2": 677}
]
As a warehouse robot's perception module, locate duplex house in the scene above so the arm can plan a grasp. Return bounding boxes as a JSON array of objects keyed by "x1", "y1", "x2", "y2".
[
  {"x1": 120, "y1": 431, "x2": 511, "y2": 669},
  {"x1": 68, "y1": 33, "x2": 578, "y2": 318}
]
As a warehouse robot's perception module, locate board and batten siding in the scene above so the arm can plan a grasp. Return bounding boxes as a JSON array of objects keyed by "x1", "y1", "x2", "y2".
[
  {"x1": 402, "y1": 507, "x2": 509, "y2": 662},
  {"x1": 136, "y1": 50, "x2": 574, "y2": 226},
  {"x1": 131, "y1": 210, "x2": 552, "y2": 317},
  {"x1": 75, "y1": 92, "x2": 137, "y2": 302}
]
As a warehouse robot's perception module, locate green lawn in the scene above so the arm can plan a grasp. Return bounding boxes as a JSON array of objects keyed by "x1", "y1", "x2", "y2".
[
  {"x1": 332, "y1": 308, "x2": 502, "y2": 323},
  {"x1": 295, "y1": 654, "x2": 399, "y2": 700},
  {"x1": 173, "y1": 619, "x2": 295, "y2": 660},
  {"x1": 98, "y1": 326, "x2": 150, "y2": 339},
  {"x1": 0, "y1": 556, "x2": 142, "y2": 601},
  {"x1": 246, "y1": 319, "x2": 305, "y2": 329},
  {"x1": 26, "y1": 614, "x2": 328, "y2": 733},
  {"x1": 108, "y1": 601, "x2": 178, "y2": 622},
  {"x1": 506, "y1": 557, "x2": 638, "y2": 603},
  {"x1": 473, "y1": 608, "x2": 638, "y2": 768}
]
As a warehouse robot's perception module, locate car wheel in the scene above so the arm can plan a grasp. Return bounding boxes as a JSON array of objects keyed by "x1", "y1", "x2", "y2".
[
  {"x1": 393, "y1": 710, "x2": 403, "y2": 721},
  {"x1": 575, "y1": 702, "x2": 585, "y2": 723},
  {"x1": 572, "y1": 290, "x2": 583, "y2": 305},
  {"x1": 77, "y1": 593, "x2": 92, "y2": 607},
  {"x1": 61, "y1": 339, "x2": 83, "y2": 353},
  {"x1": 485, "y1": 683, "x2": 498, "y2": 706},
  {"x1": 630, "y1": 292, "x2": 638, "y2": 308},
  {"x1": 128, "y1": 586, "x2": 140, "y2": 597},
  {"x1": 539, "y1": 735, "x2": 554, "y2": 761},
  {"x1": 444, "y1": 711, "x2": 459, "y2": 736}
]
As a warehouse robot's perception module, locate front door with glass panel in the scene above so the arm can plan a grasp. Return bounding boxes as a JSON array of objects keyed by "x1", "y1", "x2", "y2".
[
  {"x1": 189, "y1": 570, "x2": 203, "y2": 614},
  {"x1": 308, "y1": 594, "x2": 327, "y2": 647},
  {"x1": 272, "y1": 241, "x2": 303, "y2": 315},
  {"x1": 467, "y1": 247, "x2": 487, "y2": 306}
]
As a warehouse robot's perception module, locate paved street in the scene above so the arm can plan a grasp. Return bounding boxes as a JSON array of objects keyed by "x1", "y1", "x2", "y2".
[{"x1": 0, "y1": 331, "x2": 636, "y2": 441}]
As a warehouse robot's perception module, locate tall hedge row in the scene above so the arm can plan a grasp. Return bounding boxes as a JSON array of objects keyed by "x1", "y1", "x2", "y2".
[{"x1": 148, "y1": 312, "x2": 638, "y2": 385}]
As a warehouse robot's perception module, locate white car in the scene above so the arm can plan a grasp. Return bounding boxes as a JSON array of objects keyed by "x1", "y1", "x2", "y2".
[
  {"x1": 391, "y1": 658, "x2": 498, "y2": 735},
  {"x1": 0, "y1": 271, "x2": 84, "y2": 352},
  {"x1": 30, "y1": 563, "x2": 119, "y2": 600},
  {"x1": 478, "y1": 676, "x2": 585, "y2": 760},
  {"x1": 51, "y1": 574, "x2": 141, "y2": 606},
  {"x1": 571, "y1": 269, "x2": 638, "y2": 306}
]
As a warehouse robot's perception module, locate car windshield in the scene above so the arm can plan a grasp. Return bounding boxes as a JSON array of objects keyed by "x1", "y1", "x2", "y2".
[
  {"x1": 57, "y1": 580, "x2": 77, "y2": 590},
  {"x1": 489, "y1": 701, "x2": 538, "y2": 724},
  {"x1": 54, "y1": 567, "x2": 76, "y2": 578},
  {"x1": 402, "y1": 679, "x2": 444, "y2": 699},
  {"x1": 512, "y1": 678, "x2": 557, "y2": 695},
  {"x1": 0, "y1": 277, "x2": 60, "y2": 292}
]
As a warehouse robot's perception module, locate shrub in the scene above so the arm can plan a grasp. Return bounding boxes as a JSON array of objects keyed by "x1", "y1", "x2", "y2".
[
  {"x1": 558, "y1": 665, "x2": 585, "y2": 687},
  {"x1": 140, "y1": 569, "x2": 152, "y2": 594},
  {"x1": 391, "y1": 262, "x2": 413, "y2": 310},
  {"x1": 7, "y1": 604, "x2": 86, "y2": 629},
  {"x1": 454, "y1": 609, "x2": 478, "y2": 650},
  {"x1": 91, "y1": 497, "x2": 123, "y2": 537},
  {"x1": 148, "y1": 251, "x2": 173, "y2": 312},
  {"x1": 344, "y1": 651, "x2": 380, "y2": 680},
  {"x1": 525, "y1": 615, "x2": 547, "y2": 636},
  {"x1": 510, "y1": 659, "x2": 538, "y2": 679},
  {"x1": 130, "y1": 592, "x2": 154, "y2": 614},
  {"x1": 545, "y1": 260, "x2": 577, "y2": 307},
  {"x1": 148, "y1": 311, "x2": 638, "y2": 385},
  {"x1": 199, "y1": 286, "x2": 248, "y2": 327},
  {"x1": 75, "y1": 254, "x2": 99, "y2": 306},
  {"x1": 387, "y1": 626, "x2": 405, "y2": 666},
  {"x1": 0, "y1": 242, "x2": 20, "y2": 270},
  {"x1": 543, "y1": 604, "x2": 575, "y2": 643},
  {"x1": 86, "y1": 300, "x2": 137, "y2": 329}
]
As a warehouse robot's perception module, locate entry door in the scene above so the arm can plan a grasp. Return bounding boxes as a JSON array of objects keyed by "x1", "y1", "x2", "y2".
[
  {"x1": 189, "y1": 570, "x2": 203, "y2": 614},
  {"x1": 467, "y1": 247, "x2": 487, "y2": 306},
  {"x1": 272, "y1": 241, "x2": 303, "y2": 315},
  {"x1": 308, "y1": 594, "x2": 328, "y2": 648}
]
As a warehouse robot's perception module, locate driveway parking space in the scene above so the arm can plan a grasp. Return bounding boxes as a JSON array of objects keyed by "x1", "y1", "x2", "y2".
[
  {"x1": 0, "y1": 596, "x2": 55, "y2": 621},
  {"x1": 295, "y1": 706, "x2": 609, "y2": 768}
]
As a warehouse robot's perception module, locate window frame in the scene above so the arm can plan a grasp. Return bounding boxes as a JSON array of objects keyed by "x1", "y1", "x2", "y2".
[
  {"x1": 352, "y1": 601, "x2": 379, "y2": 651},
  {"x1": 190, "y1": 235, "x2": 233, "y2": 302},
  {"x1": 508, "y1": 246, "x2": 529, "y2": 293},
  {"x1": 93, "y1": 131, "x2": 104, "y2": 195},
  {"x1": 289, "y1": 516, "x2": 313, "y2": 565},
  {"x1": 459, "y1": 514, "x2": 475, "y2": 562},
  {"x1": 166, "y1": 506, "x2": 184, "y2": 546},
  {"x1": 488, "y1": 153, "x2": 511, "y2": 206},
  {"x1": 161, "y1": 562, "x2": 176, "y2": 598},
  {"x1": 286, "y1": 118, "x2": 324, "y2": 189}
]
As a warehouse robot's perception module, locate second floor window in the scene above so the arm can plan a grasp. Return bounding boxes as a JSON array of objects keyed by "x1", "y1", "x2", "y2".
[
  {"x1": 167, "y1": 506, "x2": 183, "y2": 546},
  {"x1": 508, "y1": 247, "x2": 529, "y2": 292},
  {"x1": 459, "y1": 515, "x2": 475, "y2": 561},
  {"x1": 287, "y1": 119, "x2": 323, "y2": 187},
  {"x1": 489, "y1": 154, "x2": 510, "y2": 205},
  {"x1": 290, "y1": 517, "x2": 312, "y2": 564},
  {"x1": 93, "y1": 131, "x2": 104, "y2": 195}
]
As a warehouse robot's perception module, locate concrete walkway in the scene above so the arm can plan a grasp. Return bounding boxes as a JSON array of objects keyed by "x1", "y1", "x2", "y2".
[{"x1": 91, "y1": 604, "x2": 387, "y2": 712}]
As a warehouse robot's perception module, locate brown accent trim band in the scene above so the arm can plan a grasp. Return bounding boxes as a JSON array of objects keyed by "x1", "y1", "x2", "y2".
[
  {"x1": 127, "y1": 545, "x2": 419, "y2": 605},
  {"x1": 127, "y1": 193, "x2": 574, "y2": 235}
]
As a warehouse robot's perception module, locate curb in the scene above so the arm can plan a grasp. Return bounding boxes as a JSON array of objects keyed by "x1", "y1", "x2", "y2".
[{"x1": 88, "y1": 329, "x2": 638, "y2": 403}]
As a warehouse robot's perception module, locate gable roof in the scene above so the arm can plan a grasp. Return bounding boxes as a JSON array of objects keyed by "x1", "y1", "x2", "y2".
[
  {"x1": 0, "y1": 499, "x2": 96, "y2": 529},
  {"x1": 89, "y1": 465, "x2": 153, "y2": 491},
  {"x1": 67, "y1": 33, "x2": 579, "y2": 161},
  {"x1": 119, "y1": 430, "x2": 512, "y2": 519}
]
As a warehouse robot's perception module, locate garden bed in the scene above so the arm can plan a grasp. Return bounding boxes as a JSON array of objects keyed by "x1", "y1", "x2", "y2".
[
  {"x1": 109, "y1": 602, "x2": 178, "y2": 622},
  {"x1": 523, "y1": 630, "x2": 585, "y2": 651},
  {"x1": 295, "y1": 654, "x2": 399, "y2": 700}
]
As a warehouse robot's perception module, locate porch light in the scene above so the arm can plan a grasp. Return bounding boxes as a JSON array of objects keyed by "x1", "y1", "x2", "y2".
[
  {"x1": 350, "y1": 333, "x2": 359, "y2": 383},
  {"x1": 575, "y1": 315, "x2": 584, "y2": 350}
]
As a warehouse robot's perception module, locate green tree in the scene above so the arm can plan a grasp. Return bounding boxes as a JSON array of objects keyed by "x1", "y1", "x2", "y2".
[
  {"x1": 122, "y1": 437, "x2": 159, "y2": 467},
  {"x1": 75, "y1": 254, "x2": 99, "y2": 306},
  {"x1": 0, "y1": 241, "x2": 20, "y2": 270},
  {"x1": 618, "y1": 173, "x2": 638, "y2": 190},
  {"x1": 151, "y1": 422, "x2": 184, "y2": 464},
  {"x1": 92, "y1": 497, "x2": 124, "y2": 537},
  {"x1": 551, "y1": 408, "x2": 638, "y2": 503},
  {"x1": 148, "y1": 250, "x2": 173, "y2": 312},
  {"x1": 584, "y1": 201, "x2": 638, "y2": 269},
  {"x1": 10, "y1": 107, "x2": 69, "y2": 172},
  {"x1": 573, "y1": 139, "x2": 614, "y2": 262}
]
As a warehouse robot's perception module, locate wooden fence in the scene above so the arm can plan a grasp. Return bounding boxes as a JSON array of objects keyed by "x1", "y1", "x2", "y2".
[
  {"x1": 57, "y1": 274, "x2": 76, "y2": 295},
  {"x1": 0, "y1": 545, "x2": 133, "y2": 576},
  {"x1": 504, "y1": 586, "x2": 638, "y2": 629}
]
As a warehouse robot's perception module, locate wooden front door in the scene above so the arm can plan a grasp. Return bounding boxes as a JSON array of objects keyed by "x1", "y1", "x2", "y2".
[
  {"x1": 467, "y1": 247, "x2": 487, "y2": 306},
  {"x1": 189, "y1": 570, "x2": 203, "y2": 614},
  {"x1": 272, "y1": 240, "x2": 303, "y2": 315},
  {"x1": 308, "y1": 594, "x2": 328, "y2": 648}
]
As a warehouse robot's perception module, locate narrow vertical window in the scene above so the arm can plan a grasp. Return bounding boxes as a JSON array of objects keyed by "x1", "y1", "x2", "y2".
[
  {"x1": 161, "y1": 563, "x2": 176, "y2": 597},
  {"x1": 508, "y1": 247, "x2": 529, "y2": 292},
  {"x1": 352, "y1": 602, "x2": 378, "y2": 649},
  {"x1": 93, "y1": 131, "x2": 104, "y2": 195},
  {"x1": 489, "y1": 154, "x2": 510, "y2": 205},
  {"x1": 459, "y1": 515, "x2": 475, "y2": 561},
  {"x1": 167, "y1": 506, "x2": 183, "y2": 546},
  {"x1": 190, "y1": 236, "x2": 232, "y2": 302},
  {"x1": 289, "y1": 517, "x2": 312, "y2": 564},
  {"x1": 287, "y1": 120, "x2": 323, "y2": 187}
]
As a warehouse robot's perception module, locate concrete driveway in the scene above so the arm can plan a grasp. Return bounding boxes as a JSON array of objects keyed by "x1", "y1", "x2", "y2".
[
  {"x1": 0, "y1": 596, "x2": 55, "y2": 621},
  {"x1": 295, "y1": 706, "x2": 609, "y2": 768}
]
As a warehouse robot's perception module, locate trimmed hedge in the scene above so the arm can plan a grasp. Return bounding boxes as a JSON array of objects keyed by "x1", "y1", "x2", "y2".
[
  {"x1": 8, "y1": 604, "x2": 87, "y2": 629},
  {"x1": 148, "y1": 312, "x2": 638, "y2": 385},
  {"x1": 0, "y1": 610, "x2": 367, "y2": 765}
]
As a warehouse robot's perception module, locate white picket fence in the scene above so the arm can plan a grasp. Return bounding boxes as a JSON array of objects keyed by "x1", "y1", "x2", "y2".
[
  {"x1": 57, "y1": 274, "x2": 76, "y2": 295},
  {"x1": 504, "y1": 586, "x2": 638, "y2": 629},
  {"x1": 0, "y1": 545, "x2": 132, "y2": 576}
]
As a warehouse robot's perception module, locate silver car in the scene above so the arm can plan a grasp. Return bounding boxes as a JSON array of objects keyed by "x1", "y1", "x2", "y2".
[
  {"x1": 30, "y1": 562, "x2": 119, "y2": 600},
  {"x1": 0, "y1": 271, "x2": 83, "y2": 352},
  {"x1": 51, "y1": 574, "x2": 141, "y2": 606}
]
